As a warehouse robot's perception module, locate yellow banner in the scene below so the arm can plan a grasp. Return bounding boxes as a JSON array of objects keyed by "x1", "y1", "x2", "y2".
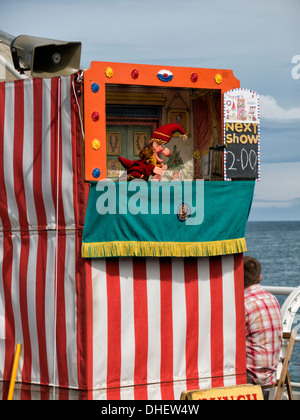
[{"x1": 181, "y1": 385, "x2": 264, "y2": 401}]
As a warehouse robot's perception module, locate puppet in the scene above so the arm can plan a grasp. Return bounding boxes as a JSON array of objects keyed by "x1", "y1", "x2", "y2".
[{"x1": 118, "y1": 123, "x2": 187, "y2": 181}]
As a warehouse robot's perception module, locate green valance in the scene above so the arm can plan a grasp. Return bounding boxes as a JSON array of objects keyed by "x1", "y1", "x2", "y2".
[{"x1": 82, "y1": 181, "x2": 255, "y2": 258}]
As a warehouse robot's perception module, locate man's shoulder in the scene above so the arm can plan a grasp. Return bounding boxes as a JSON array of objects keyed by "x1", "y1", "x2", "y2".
[{"x1": 245, "y1": 285, "x2": 281, "y2": 311}]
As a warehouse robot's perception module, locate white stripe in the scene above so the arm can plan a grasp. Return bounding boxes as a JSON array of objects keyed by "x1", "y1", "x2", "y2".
[
  {"x1": 197, "y1": 257, "x2": 212, "y2": 385},
  {"x1": 26, "y1": 232, "x2": 40, "y2": 383},
  {"x1": 64, "y1": 232, "x2": 78, "y2": 387},
  {"x1": 11, "y1": 232, "x2": 23, "y2": 349},
  {"x1": 60, "y1": 76, "x2": 75, "y2": 227},
  {"x1": 146, "y1": 258, "x2": 161, "y2": 385},
  {"x1": 119, "y1": 258, "x2": 135, "y2": 392},
  {"x1": 45, "y1": 231, "x2": 57, "y2": 386},
  {"x1": 92, "y1": 259, "x2": 108, "y2": 389},
  {"x1": 23, "y1": 79, "x2": 38, "y2": 229},
  {"x1": 222, "y1": 255, "x2": 237, "y2": 386},
  {"x1": 42, "y1": 79, "x2": 56, "y2": 229},
  {"x1": 172, "y1": 258, "x2": 186, "y2": 380},
  {"x1": 4, "y1": 82, "x2": 19, "y2": 229}
]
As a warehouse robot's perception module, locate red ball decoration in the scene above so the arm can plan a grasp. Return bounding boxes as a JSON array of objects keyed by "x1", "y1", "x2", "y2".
[
  {"x1": 191, "y1": 73, "x2": 198, "y2": 83},
  {"x1": 91, "y1": 111, "x2": 100, "y2": 122},
  {"x1": 131, "y1": 69, "x2": 139, "y2": 79}
]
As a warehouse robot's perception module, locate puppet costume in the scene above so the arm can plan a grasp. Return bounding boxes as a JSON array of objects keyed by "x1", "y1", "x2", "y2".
[
  {"x1": 118, "y1": 157, "x2": 156, "y2": 181},
  {"x1": 118, "y1": 123, "x2": 187, "y2": 181},
  {"x1": 151, "y1": 123, "x2": 187, "y2": 143}
]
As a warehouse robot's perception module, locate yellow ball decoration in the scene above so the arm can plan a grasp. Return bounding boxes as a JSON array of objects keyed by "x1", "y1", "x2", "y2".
[
  {"x1": 105, "y1": 67, "x2": 114, "y2": 78},
  {"x1": 92, "y1": 139, "x2": 101, "y2": 150},
  {"x1": 193, "y1": 150, "x2": 201, "y2": 160},
  {"x1": 215, "y1": 74, "x2": 223, "y2": 84}
]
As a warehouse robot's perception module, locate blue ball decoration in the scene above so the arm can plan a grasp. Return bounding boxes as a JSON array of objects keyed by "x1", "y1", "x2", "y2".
[
  {"x1": 91, "y1": 83, "x2": 99, "y2": 93},
  {"x1": 92, "y1": 168, "x2": 101, "y2": 178}
]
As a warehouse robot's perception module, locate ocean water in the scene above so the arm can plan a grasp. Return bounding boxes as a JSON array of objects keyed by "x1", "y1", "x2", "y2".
[{"x1": 245, "y1": 221, "x2": 300, "y2": 385}]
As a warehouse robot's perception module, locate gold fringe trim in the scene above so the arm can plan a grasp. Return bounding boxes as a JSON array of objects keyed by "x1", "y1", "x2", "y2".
[{"x1": 82, "y1": 238, "x2": 247, "y2": 258}]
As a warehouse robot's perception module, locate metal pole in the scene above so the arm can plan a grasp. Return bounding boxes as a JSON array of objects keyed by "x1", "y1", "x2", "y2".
[
  {"x1": 7, "y1": 344, "x2": 22, "y2": 400},
  {"x1": 263, "y1": 286, "x2": 297, "y2": 296},
  {"x1": 0, "y1": 30, "x2": 28, "y2": 80},
  {"x1": 0, "y1": 30, "x2": 15, "y2": 47}
]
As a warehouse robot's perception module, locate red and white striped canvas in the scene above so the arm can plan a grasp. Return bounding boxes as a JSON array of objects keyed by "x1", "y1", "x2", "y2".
[
  {"x1": 91, "y1": 255, "x2": 247, "y2": 400},
  {"x1": 0, "y1": 76, "x2": 92, "y2": 399},
  {"x1": 0, "y1": 76, "x2": 247, "y2": 400}
]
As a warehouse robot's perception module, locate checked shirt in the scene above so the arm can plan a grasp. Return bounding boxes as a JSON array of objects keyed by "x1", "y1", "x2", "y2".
[{"x1": 245, "y1": 284, "x2": 283, "y2": 386}]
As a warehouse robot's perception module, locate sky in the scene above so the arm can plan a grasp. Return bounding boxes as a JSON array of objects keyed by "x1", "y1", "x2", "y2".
[{"x1": 1, "y1": 0, "x2": 300, "y2": 221}]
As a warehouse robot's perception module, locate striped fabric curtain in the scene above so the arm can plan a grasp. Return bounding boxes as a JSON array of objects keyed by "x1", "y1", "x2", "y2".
[
  {"x1": 0, "y1": 76, "x2": 92, "y2": 398},
  {"x1": 91, "y1": 255, "x2": 247, "y2": 400}
]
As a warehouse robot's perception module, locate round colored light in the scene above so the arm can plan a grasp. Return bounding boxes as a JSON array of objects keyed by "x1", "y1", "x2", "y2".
[
  {"x1": 91, "y1": 83, "x2": 99, "y2": 93},
  {"x1": 157, "y1": 69, "x2": 173, "y2": 82},
  {"x1": 91, "y1": 111, "x2": 100, "y2": 122},
  {"x1": 131, "y1": 69, "x2": 139, "y2": 79},
  {"x1": 105, "y1": 67, "x2": 114, "y2": 78},
  {"x1": 92, "y1": 168, "x2": 101, "y2": 178},
  {"x1": 191, "y1": 73, "x2": 198, "y2": 83},
  {"x1": 92, "y1": 139, "x2": 100, "y2": 150},
  {"x1": 215, "y1": 74, "x2": 223, "y2": 84}
]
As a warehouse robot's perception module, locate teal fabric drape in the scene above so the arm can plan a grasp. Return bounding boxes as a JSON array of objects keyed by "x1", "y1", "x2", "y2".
[{"x1": 82, "y1": 181, "x2": 255, "y2": 258}]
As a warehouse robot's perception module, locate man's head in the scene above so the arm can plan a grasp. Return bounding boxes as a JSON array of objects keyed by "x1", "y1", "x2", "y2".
[{"x1": 244, "y1": 256, "x2": 262, "y2": 289}]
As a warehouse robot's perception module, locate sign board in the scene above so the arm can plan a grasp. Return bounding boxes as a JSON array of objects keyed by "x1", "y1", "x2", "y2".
[
  {"x1": 180, "y1": 384, "x2": 264, "y2": 401},
  {"x1": 223, "y1": 89, "x2": 260, "y2": 180}
]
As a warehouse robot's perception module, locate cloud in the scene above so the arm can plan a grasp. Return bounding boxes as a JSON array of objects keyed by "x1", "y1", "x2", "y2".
[
  {"x1": 260, "y1": 95, "x2": 300, "y2": 121},
  {"x1": 254, "y1": 162, "x2": 300, "y2": 201},
  {"x1": 249, "y1": 197, "x2": 300, "y2": 221},
  {"x1": 248, "y1": 162, "x2": 300, "y2": 220}
]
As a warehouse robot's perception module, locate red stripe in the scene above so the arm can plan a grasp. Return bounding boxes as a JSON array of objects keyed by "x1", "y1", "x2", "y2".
[
  {"x1": 0, "y1": 83, "x2": 10, "y2": 230},
  {"x1": 0, "y1": 85, "x2": 15, "y2": 381},
  {"x1": 70, "y1": 76, "x2": 80, "y2": 226},
  {"x1": 19, "y1": 234, "x2": 31, "y2": 384},
  {"x1": 184, "y1": 258, "x2": 199, "y2": 390},
  {"x1": 33, "y1": 78, "x2": 47, "y2": 228},
  {"x1": 210, "y1": 256, "x2": 224, "y2": 388},
  {"x1": 2, "y1": 233, "x2": 15, "y2": 381},
  {"x1": 106, "y1": 259, "x2": 121, "y2": 399},
  {"x1": 133, "y1": 258, "x2": 148, "y2": 400},
  {"x1": 50, "y1": 78, "x2": 59, "y2": 206},
  {"x1": 20, "y1": 383, "x2": 32, "y2": 400},
  {"x1": 76, "y1": 232, "x2": 93, "y2": 393},
  {"x1": 57, "y1": 79, "x2": 66, "y2": 228},
  {"x1": 55, "y1": 80, "x2": 69, "y2": 388},
  {"x1": 13, "y1": 81, "x2": 27, "y2": 228},
  {"x1": 71, "y1": 74, "x2": 94, "y2": 393},
  {"x1": 12, "y1": 81, "x2": 32, "y2": 384},
  {"x1": 33, "y1": 80, "x2": 49, "y2": 385},
  {"x1": 234, "y1": 254, "x2": 247, "y2": 385},
  {"x1": 160, "y1": 258, "x2": 174, "y2": 400}
]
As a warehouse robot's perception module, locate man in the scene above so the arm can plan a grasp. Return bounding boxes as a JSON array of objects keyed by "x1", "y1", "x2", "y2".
[{"x1": 244, "y1": 256, "x2": 283, "y2": 389}]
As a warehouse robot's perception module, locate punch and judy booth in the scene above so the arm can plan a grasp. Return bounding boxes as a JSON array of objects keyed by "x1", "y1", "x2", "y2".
[{"x1": 0, "y1": 61, "x2": 258, "y2": 399}]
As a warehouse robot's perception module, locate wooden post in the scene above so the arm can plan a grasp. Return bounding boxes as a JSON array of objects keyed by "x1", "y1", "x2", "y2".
[{"x1": 274, "y1": 330, "x2": 297, "y2": 401}]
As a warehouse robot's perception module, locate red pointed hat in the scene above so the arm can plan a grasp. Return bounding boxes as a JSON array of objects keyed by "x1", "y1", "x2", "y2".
[{"x1": 151, "y1": 123, "x2": 186, "y2": 143}]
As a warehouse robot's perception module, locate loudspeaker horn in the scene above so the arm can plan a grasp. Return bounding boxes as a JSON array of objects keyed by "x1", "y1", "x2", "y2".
[{"x1": 10, "y1": 34, "x2": 81, "y2": 78}]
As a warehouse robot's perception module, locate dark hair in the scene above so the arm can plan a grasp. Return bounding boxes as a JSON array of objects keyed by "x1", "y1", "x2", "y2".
[{"x1": 244, "y1": 256, "x2": 261, "y2": 288}]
